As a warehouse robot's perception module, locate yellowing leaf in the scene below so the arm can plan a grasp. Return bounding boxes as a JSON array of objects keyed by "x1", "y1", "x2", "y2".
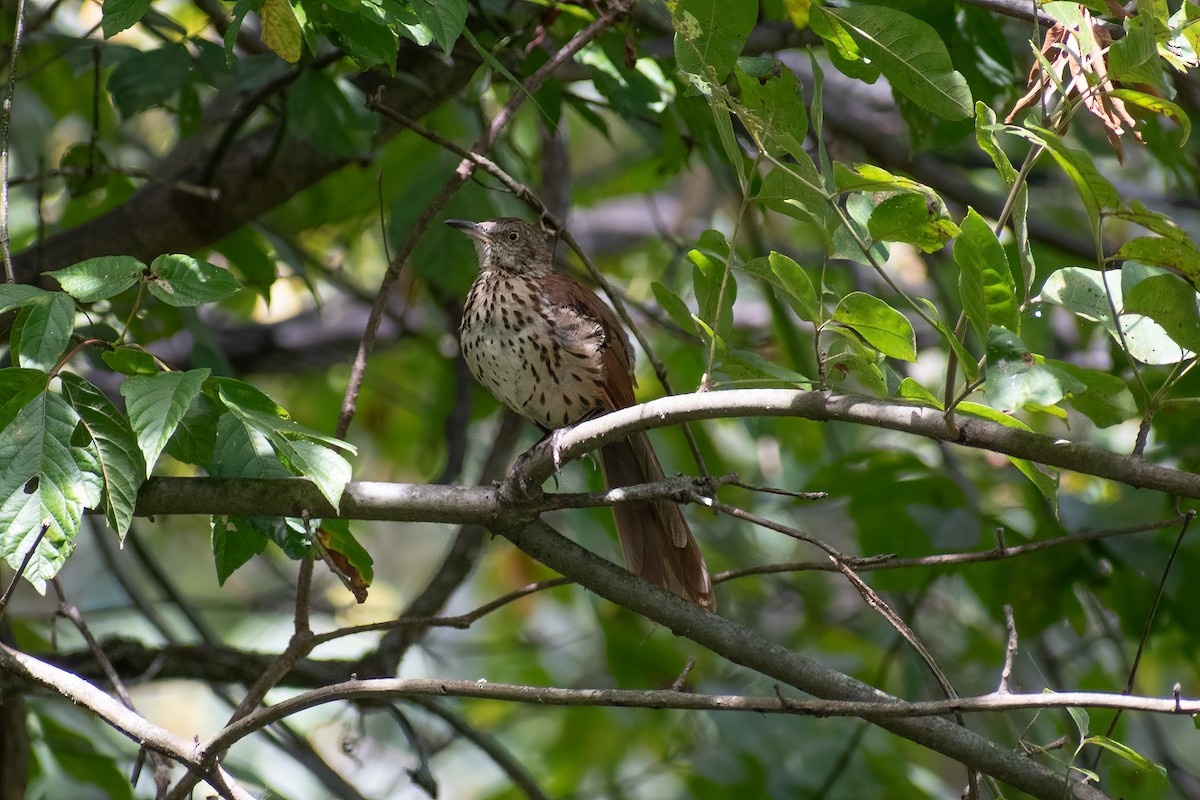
[
  {"x1": 261, "y1": 0, "x2": 302, "y2": 63},
  {"x1": 784, "y1": 0, "x2": 811, "y2": 29}
]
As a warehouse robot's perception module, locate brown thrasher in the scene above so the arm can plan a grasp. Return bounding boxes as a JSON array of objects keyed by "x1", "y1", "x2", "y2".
[{"x1": 449, "y1": 217, "x2": 715, "y2": 611}]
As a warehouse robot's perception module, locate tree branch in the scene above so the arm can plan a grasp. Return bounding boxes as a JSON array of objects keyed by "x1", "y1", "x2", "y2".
[
  {"x1": 502, "y1": 519, "x2": 1110, "y2": 800},
  {"x1": 131, "y1": 390, "x2": 1200, "y2": 524}
]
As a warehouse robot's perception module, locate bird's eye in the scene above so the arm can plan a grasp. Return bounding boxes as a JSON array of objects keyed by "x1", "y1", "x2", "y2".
[{"x1": 507, "y1": 231, "x2": 520, "y2": 241}]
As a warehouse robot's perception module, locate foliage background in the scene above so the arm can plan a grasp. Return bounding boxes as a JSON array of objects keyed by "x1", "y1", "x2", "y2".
[{"x1": 2, "y1": 0, "x2": 1200, "y2": 798}]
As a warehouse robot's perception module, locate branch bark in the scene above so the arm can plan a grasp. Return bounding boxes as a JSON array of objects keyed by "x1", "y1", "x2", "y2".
[
  {"x1": 130, "y1": 390, "x2": 1200, "y2": 524},
  {"x1": 502, "y1": 519, "x2": 1110, "y2": 800}
]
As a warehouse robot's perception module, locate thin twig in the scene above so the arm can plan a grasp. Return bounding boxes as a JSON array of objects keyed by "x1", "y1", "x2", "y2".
[
  {"x1": 336, "y1": 2, "x2": 632, "y2": 440},
  {"x1": 0, "y1": 523, "x2": 49, "y2": 622},
  {"x1": 1092, "y1": 510, "x2": 1195, "y2": 771},
  {"x1": 0, "y1": 0, "x2": 30, "y2": 282},
  {"x1": 714, "y1": 515, "x2": 1186, "y2": 580},
  {"x1": 410, "y1": 697, "x2": 551, "y2": 800}
]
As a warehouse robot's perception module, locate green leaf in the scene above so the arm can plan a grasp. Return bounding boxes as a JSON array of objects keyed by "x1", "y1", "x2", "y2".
[
  {"x1": 33, "y1": 711, "x2": 135, "y2": 800},
  {"x1": 984, "y1": 327, "x2": 1084, "y2": 415},
  {"x1": 213, "y1": 227, "x2": 277, "y2": 299},
  {"x1": 211, "y1": 514, "x2": 270, "y2": 585},
  {"x1": 1042, "y1": 359, "x2": 1137, "y2": 428},
  {"x1": 897, "y1": 377, "x2": 943, "y2": 409},
  {"x1": 1121, "y1": 265, "x2": 1200, "y2": 351},
  {"x1": 101, "y1": 0, "x2": 152, "y2": 37},
  {"x1": 688, "y1": 230, "x2": 737, "y2": 337},
  {"x1": 955, "y1": 208, "x2": 1019, "y2": 340},
  {"x1": 101, "y1": 347, "x2": 159, "y2": 376},
  {"x1": 719, "y1": 348, "x2": 810, "y2": 386},
  {"x1": 317, "y1": 518, "x2": 374, "y2": 597},
  {"x1": 273, "y1": 437, "x2": 352, "y2": 508},
  {"x1": 163, "y1": 392, "x2": 222, "y2": 468},
  {"x1": 733, "y1": 61, "x2": 807, "y2": 158},
  {"x1": 1107, "y1": 16, "x2": 1168, "y2": 93},
  {"x1": 651, "y1": 281, "x2": 697, "y2": 334},
  {"x1": 381, "y1": 0, "x2": 433, "y2": 48},
  {"x1": 59, "y1": 143, "x2": 109, "y2": 197},
  {"x1": 207, "y1": 413, "x2": 288, "y2": 582},
  {"x1": 958, "y1": 401, "x2": 1058, "y2": 512},
  {"x1": 1037, "y1": 266, "x2": 1191, "y2": 364},
  {"x1": 672, "y1": 0, "x2": 758, "y2": 82},
  {"x1": 1082, "y1": 736, "x2": 1167, "y2": 778},
  {"x1": 60, "y1": 374, "x2": 146, "y2": 538},
  {"x1": 976, "y1": 103, "x2": 1034, "y2": 295},
  {"x1": 809, "y1": 5, "x2": 973, "y2": 120},
  {"x1": 212, "y1": 378, "x2": 355, "y2": 453},
  {"x1": 0, "y1": 284, "x2": 52, "y2": 313},
  {"x1": 211, "y1": 410, "x2": 292, "y2": 479},
  {"x1": 120, "y1": 369, "x2": 211, "y2": 475},
  {"x1": 916, "y1": 297, "x2": 979, "y2": 382},
  {"x1": 741, "y1": 251, "x2": 821, "y2": 323},
  {"x1": 0, "y1": 369, "x2": 50, "y2": 434},
  {"x1": 754, "y1": 156, "x2": 828, "y2": 227},
  {"x1": 285, "y1": 70, "x2": 378, "y2": 158},
  {"x1": 1109, "y1": 200, "x2": 1190, "y2": 242},
  {"x1": 834, "y1": 161, "x2": 938, "y2": 196},
  {"x1": 0, "y1": 390, "x2": 103, "y2": 591},
  {"x1": 225, "y1": 0, "x2": 253, "y2": 63},
  {"x1": 14, "y1": 293, "x2": 75, "y2": 371},
  {"x1": 832, "y1": 292, "x2": 916, "y2": 361},
  {"x1": 146, "y1": 254, "x2": 242, "y2": 307},
  {"x1": 868, "y1": 193, "x2": 960, "y2": 253},
  {"x1": 1108, "y1": 88, "x2": 1190, "y2": 145},
  {"x1": 1004, "y1": 126, "x2": 1119, "y2": 224},
  {"x1": 260, "y1": 0, "x2": 303, "y2": 62},
  {"x1": 1115, "y1": 236, "x2": 1200, "y2": 290},
  {"x1": 1067, "y1": 704, "x2": 1091, "y2": 740},
  {"x1": 107, "y1": 45, "x2": 193, "y2": 116},
  {"x1": 48, "y1": 256, "x2": 145, "y2": 302},
  {"x1": 408, "y1": 0, "x2": 467, "y2": 57},
  {"x1": 807, "y1": 4, "x2": 879, "y2": 82},
  {"x1": 304, "y1": 0, "x2": 398, "y2": 70},
  {"x1": 710, "y1": 104, "x2": 747, "y2": 188}
]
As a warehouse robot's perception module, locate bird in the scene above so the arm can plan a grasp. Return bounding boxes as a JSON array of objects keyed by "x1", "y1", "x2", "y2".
[{"x1": 448, "y1": 217, "x2": 715, "y2": 610}]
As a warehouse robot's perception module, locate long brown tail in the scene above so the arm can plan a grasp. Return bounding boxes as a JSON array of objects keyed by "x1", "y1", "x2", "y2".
[{"x1": 598, "y1": 433, "x2": 715, "y2": 611}]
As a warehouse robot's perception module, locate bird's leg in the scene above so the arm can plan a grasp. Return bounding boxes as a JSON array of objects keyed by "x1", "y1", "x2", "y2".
[{"x1": 550, "y1": 405, "x2": 608, "y2": 470}]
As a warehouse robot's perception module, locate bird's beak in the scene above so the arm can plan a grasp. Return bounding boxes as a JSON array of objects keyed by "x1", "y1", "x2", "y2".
[{"x1": 446, "y1": 219, "x2": 489, "y2": 241}]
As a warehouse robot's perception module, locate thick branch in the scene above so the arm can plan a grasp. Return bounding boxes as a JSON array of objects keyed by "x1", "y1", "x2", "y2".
[
  {"x1": 131, "y1": 390, "x2": 1200, "y2": 522},
  {"x1": 11, "y1": 44, "x2": 477, "y2": 285},
  {"x1": 503, "y1": 519, "x2": 1109, "y2": 800}
]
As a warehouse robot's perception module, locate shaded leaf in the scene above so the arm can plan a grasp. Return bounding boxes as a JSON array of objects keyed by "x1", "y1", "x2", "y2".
[
  {"x1": 672, "y1": 0, "x2": 758, "y2": 82},
  {"x1": 408, "y1": 0, "x2": 468, "y2": 57},
  {"x1": 809, "y1": 5, "x2": 972, "y2": 120},
  {"x1": 0, "y1": 390, "x2": 103, "y2": 591},
  {"x1": 1115, "y1": 236, "x2": 1200, "y2": 290},
  {"x1": 60, "y1": 374, "x2": 146, "y2": 537},
  {"x1": 260, "y1": 0, "x2": 303, "y2": 62},
  {"x1": 101, "y1": 0, "x2": 152, "y2": 37},
  {"x1": 742, "y1": 251, "x2": 821, "y2": 323},
  {"x1": 48, "y1": 256, "x2": 145, "y2": 303},
  {"x1": 958, "y1": 401, "x2": 1058, "y2": 512},
  {"x1": 955, "y1": 208, "x2": 1019, "y2": 340},
  {"x1": 120, "y1": 369, "x2": 212, "y2": 475},
  {"x1": 868, "y1": 193, "x2": 959, "y2": 253},
  {"x1": 832, "y1": 292, "x2": 916, "y2": 361},
  {"x1": 1037, "y1": 266, "x2": 1191, "y2": 364},
  {"x1": 13, "y1": 293, "x2": 75, "y2": 371},
  {"x1": 147, "y1": 255, "x2": 242, "y2": 307}
]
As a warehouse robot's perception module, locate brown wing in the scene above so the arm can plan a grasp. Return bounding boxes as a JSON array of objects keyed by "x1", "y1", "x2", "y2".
[{"x1": 541, "y1": 272, "x2": 637, "y2": 410}]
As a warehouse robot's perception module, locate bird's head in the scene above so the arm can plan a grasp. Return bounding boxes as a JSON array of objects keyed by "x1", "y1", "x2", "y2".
[{"x1": 446, "y1": 217, "x2": 554, "y2": 275}]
